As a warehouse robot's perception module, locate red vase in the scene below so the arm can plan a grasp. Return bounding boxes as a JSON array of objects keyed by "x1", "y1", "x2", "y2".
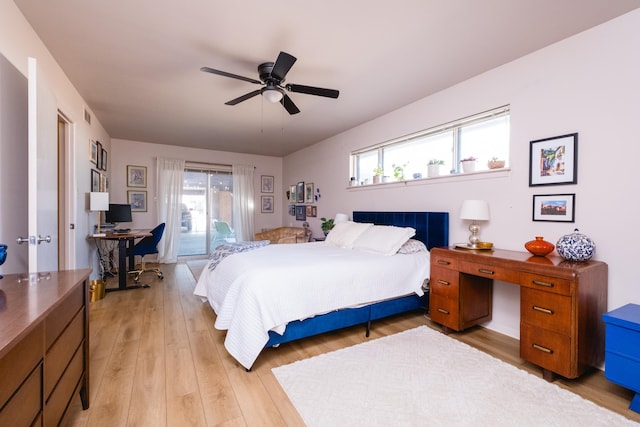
[{"x1": 525, "y1": 236, "x2": 555, "y2": 257}]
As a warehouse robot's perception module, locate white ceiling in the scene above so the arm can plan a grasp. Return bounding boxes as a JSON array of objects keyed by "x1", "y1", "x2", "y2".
[{"x1": 15, "y1": 0, "x2": 640, "y2": 157}]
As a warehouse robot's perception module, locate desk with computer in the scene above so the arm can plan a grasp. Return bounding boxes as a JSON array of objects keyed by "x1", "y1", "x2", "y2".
[{"x1": 94, "y1": 203, "x2": 152, "y2": 291}]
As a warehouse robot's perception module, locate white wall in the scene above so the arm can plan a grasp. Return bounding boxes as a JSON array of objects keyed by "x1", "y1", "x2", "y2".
[
  {"x1": 284, "y1": 10, "x2": 640, "y2": 338},
  {"x1": 110, "y1": 139, "x2": 283, "y2": 233}
]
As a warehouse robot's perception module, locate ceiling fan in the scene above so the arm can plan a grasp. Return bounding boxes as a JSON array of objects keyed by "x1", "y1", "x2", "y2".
[{"x1": 200, "y1": 51, "x2": 339, "y2": 115}]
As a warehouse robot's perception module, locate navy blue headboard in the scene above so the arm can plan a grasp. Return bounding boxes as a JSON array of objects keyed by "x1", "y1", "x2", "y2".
[{"x1": 352, "y1": 211, "x2": 449, "y2": 251}]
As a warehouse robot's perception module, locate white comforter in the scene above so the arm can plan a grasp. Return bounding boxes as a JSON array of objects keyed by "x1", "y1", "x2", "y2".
[{"x1": 193, "y1": 242, "x2": 429, "y2": 369}]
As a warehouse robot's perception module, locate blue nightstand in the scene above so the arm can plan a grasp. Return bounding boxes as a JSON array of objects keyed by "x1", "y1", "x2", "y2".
[{"x1": 603, "y1": 303, "x2": 640, "y2": 413}]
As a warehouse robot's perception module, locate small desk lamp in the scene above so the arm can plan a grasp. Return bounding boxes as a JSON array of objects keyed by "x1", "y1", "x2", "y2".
[
  {"x1": 334, "y1": 213, "x2": 349, "y2": 223},
  {"x1": 90, "y1": 192, "x2": 110, "y2": 237},
  {"x1": 460, "y1": 199, "x2": 490, "y2": 248}
]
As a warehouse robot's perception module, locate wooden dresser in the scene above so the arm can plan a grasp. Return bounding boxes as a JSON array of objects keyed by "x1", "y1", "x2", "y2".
[
  {"x1": 429, "y1": 247, "x2": 608, "y2": 380},
  {"x1": 0, "y1": 269, "x2": 91, "y2": 426}
]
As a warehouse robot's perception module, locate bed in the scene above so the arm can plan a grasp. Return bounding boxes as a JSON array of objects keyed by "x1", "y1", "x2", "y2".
[{"x1": 194, "y1": 211, "x2": 449, "y2": 369}]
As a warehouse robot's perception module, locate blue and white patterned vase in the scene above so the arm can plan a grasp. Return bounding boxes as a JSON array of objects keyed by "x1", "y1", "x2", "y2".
[
  {"x1": 0, "y1": 243, "x2": 7, "y2": 279},
  {"x1": 556, "y1": 229, "x2": 595, "y2": 261}
]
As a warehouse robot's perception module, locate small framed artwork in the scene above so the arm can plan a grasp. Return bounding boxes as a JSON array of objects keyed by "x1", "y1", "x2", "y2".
[
  {"x1": 127, "y1": 165, "x2": 147, "y2": 187},
  {"x1": 304, "y1": 182, "x2": 314, "y2": 203},
  {"x1": 100, "y1": 148, "x2": 108, "y2": 171},
  {"x1": 99, "y1": 174, "x2": 108, "y2": 192},
  {"x1": 261, "y1": 175, "x2": 274, "y2": 193},
  {"x1": 532, "y1": 193, "x2": 575, "y2": 222},
  {"x1": 91, "y1": 169, "x2": 100, "y2": 192},
  {"x1": 295, "y1": 205, "x2": 306, "y2": 221},
  {"x1": 305, "y1": 205, "x2": 318, "y2": 218},
  {"x1": 288, "y1": 204, "x2": 295, "y2": 216},
  {"x1": 296, "y1": 182, "x2": 305, "y2": 203},
  {"x1": 89, "y1": 140, "x2": 98, "y2": 164},
  {"x1": 96, "y1": 141, "x2": 103, "y2": 169},
  {"x1": 261, "y1": 195, "x2": 274, "y2": 213},
  {"x1": 128, "y1": 190, "x2": 147, "y2": 212},
  {"x1": 529, "y1": 133, "x2": 578, "y2": 186},
  {"x1": 289, "y1": 184, "x2": 296, "y2": 201}
]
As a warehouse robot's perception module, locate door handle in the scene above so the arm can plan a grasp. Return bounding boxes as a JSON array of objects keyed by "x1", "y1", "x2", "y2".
[
  {"x1": 37, "y1": 235, "x2": 52, "y2": 244},
  {"x1": 16, "y1": 236, "x2": 35, "y2": 245}
]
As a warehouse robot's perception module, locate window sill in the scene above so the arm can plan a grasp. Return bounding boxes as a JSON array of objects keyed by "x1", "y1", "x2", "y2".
[{"x1": 348, "y1": 168, "x2": 511, "y2": 189}]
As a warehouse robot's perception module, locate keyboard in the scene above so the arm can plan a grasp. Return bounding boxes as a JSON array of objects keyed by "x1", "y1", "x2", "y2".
[{"x1": 113, "y1": 228, "x2": 131, "y2": 234}]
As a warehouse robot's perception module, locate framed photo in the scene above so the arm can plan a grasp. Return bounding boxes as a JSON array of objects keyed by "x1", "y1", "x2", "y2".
[
  {"x1": 261, "y1": 195, "x2": 274, "y2": 213},
  {"x1": 91, "y1": 169, "x2": 100, "y2": 192},
  {"x1": 295, "y1": 205, "x2": 306, "y2": 221},
  {"x1": 96, "y1": 141, "x2": 103, "y2": 169},
  {"x1": 127, "y1": 165, "x2": 147, "y2": 187},
  {"x1": 288, "y1": 204, "x2": 295, "y2": 216},
  {"x1": 529, "y1": 133, "x2": 578, "y2": 186},
  {"x1": 289, "y1": 184, "x2": 296, "y2": 201},
  {"x1": 532, "y1": 194, "x2": 575, "y2": 222},
  {"x1": 89, "y1": 140, "x2": 98, "y2": 164},
  {"x1": 304, "y1": 182, "x2": 314, "y2": 203},
  {"x1": 128, "y1": 190, "x2": 147, "y2": 212},
  {"x1": 99, "y1": 174, "x2": 108, "y2": 192},
  {"x1": 261, "y1": 175, "x2": 274, "y2": 193},
  {"x1": 100, "y1": 148, "x2": 108, "y2": 171},
  {"x1": 305, "y1": 205, "x2": 317, "y2": 218},
  {"x1": 296, "y1": 182, "x2": 305, "y2": 203}
]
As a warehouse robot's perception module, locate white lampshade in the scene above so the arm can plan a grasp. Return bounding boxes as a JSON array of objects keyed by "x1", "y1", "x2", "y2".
[
  {"x1": 460, "y1": 200, "x2": 490, "y2": 221},
  {"x1": 90, "y1": 192, "x2": 109, "y2": 211},
  {"x1": 334, "y1": 213, "x2": 349, "y2": 223},
  {"x1": 263, "y1": 88, "x2": 283, "y2": 103}
]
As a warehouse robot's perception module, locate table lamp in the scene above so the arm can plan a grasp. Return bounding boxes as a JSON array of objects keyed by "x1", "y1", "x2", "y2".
[
  {"x1": 334, "y1": 213, "x2": 349, "y2": 223},
  {"x1": 90, "y1": 192, "x2": 110, "y2": 237},
  {"x1": 460, "y1": 199, "x2": 490, "y2": 248}
]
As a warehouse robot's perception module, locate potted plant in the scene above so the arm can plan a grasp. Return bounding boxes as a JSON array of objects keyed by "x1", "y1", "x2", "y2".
[
  {"x1": 372, "y1": 165, "x2": 384, "y2": 184},
  {"x1": 427, "y1": 159, "x2": 444, "y2": 177},
  {"x1": 488, "y1": 156, "x2": 505, "y2": 169},
  {"x1": 461, "y1": 156, "x2": 477, "y2": 173},
  {"x1": 320, "y1": 217, "x2": 335, "y2": 236},
  {"x1": 392, "y1": 163, "x2": 407, "y2": 181}
]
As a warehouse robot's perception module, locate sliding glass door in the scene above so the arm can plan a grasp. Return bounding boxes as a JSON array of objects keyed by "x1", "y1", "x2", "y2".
[{"x1": 178, "y1": 166, "x2": 233, "y2": 257}]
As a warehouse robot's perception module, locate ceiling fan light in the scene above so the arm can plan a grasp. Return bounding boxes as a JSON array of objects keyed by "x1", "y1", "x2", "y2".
[{"x1": 263, "y1": 88, "x2": 283, "y2": 103}]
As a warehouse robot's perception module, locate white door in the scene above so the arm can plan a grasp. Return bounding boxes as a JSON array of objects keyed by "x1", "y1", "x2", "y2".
[
  {"x1": 0, "y1": 53, "x2": 29, "y2": 274},
  {"x1": 27, "y1": 57, "x2": 58, "y2": 271}
]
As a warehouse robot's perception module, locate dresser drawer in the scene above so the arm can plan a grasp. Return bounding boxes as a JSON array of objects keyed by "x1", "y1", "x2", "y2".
[
  {"x1": 521, "y1": 288, "x2": 572, "y2": 335},
  {"x1": 429, "y1": 294, "x2": 460, "y2": 330},
  {"x1": 521, "y1": 323, "x2": 573, "y2": 378},
  {"x1": 44, "y1": 345, "x2": 84, "y2": 427},
  {"x1": 0, "y1": 322, "x2": 44, "y2": 408},
  {"x1": 430, "y1": 267, "x2": 459, "y2": 299},
  {"x1": 431, "y1": 252, "x2": 458, "y2": 270},
  {"x1": 45, "y1": 309, "x2": 85, "y2": 399},
  {"x1": 46, "y1": 284, "x2": 84, "y2": 350},
  {"x1": 458, "y1": 260, "x2": 520, "y2": 283},
  {"x1": 0, "y1": 363, "x2": 42, "y2": 427},
  {"x1": 520, "y1": 272, "x2": 572, "y2": 296}
]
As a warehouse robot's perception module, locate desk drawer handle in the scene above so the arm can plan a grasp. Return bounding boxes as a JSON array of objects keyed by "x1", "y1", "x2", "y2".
[
  {"x1": 532, "y1": 306, "x2": 554, "y2": 315},
  {"x1": 436, "y1": 279, "x2": 450, "y2": 286},
  {"x1": 437, "y1": 308, "x2": 450, "y2": 315},
  {"x1": 478, "y1": 268, "x2": 494, "y2": 275},
  {"x1": 532, "y1": 343, "x2": 553, "y2": 354},
  {"x1": 532, "y1": 280, "x2": 554, "y2": 288},
  {"x1": 437, "y1": 260, "x2": 451, "y2": 265}
]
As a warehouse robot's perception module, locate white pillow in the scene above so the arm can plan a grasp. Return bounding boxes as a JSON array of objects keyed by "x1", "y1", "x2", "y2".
[
  {"x1": 397, "y1": 238, "x2": 427, "y2": 254},
  {"x1": 325, "y1": 221, "x2": 373, "y2": 249},
  {"x1": 352, "y1": 225, "x2": 416, "y2": 256}
]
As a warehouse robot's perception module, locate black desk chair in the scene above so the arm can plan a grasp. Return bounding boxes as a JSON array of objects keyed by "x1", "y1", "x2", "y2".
[{"x1": 127, "y1": 223, "x2": 165, "y2": 284}]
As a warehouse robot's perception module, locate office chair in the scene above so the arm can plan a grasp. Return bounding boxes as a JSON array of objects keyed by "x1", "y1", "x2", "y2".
[
  {"x1": 212, "y1": 220, "x2": 236, "y2": 248},
  {"x1": 127, "y1": 222, "x2": 165, "y2": 284}
]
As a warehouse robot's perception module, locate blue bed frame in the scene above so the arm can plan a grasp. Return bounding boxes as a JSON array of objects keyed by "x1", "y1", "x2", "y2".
[{"x1": 265, "y1": 211, "x2": 449, "y2": 348}]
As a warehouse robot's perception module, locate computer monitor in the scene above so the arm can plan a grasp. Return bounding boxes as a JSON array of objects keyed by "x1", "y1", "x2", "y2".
[{"x1": 104, "y1": 203, "x2": 133, "y2": 224}]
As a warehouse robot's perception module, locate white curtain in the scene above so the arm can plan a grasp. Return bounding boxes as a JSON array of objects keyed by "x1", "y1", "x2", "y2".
[
  {"x1": 232, "y1": 164, "x2": 255, "y2": 241},
  {"x1": 156, "y1": 157, "x2": 185, "y2": 263}
]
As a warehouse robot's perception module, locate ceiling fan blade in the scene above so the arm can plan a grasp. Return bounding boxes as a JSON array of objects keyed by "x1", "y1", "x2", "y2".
[
  {"x1": 271, "y1": 52, "x2": 297, "y2": 81},
  {"x1": 225, "y1": 89, "x2": 262, "y2": 105},
  {"x1": 286, "y1": 83, "x2": 339, "y2": 99},
  {"x1": 200, "y1": 66, "x2": 262, "y2": 85},
  {"x1": 281, "y1": 94, "x2": 301, "y2": 115}
]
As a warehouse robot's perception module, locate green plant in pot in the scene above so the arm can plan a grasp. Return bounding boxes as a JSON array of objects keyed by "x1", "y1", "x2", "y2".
[
  {"x1": 427, "y1": 159, "x2": 444, "y2": 177},
  {"x1": 320, "y1": 217, "x2": 335, "y2": 236},
  {"x1": 372, "y1": 165, "x2": 384, "y2": 184},
  {"x1": 392, "y1": 163, "x2": 407, "y2": 181}
]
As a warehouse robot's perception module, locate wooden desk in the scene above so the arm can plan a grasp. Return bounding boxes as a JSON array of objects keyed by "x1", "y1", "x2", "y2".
[
  {"x1": 429, "y1": 247, "x2": 608, "y2": 380},
  {"x1": 93, "y1": 230, "x2": 151, "y2": 291},
  {"x1": 0, "y1": 269, "x2": 91, "y2": 425}
]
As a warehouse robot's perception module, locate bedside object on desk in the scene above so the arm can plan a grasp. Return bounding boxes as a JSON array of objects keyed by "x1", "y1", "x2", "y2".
[
  {"x1": 524, "y1": 236, "x2": 555, "y2": 256},
  {"x1": 0, "y1": 243, "x2": 7, "y2": 279},
  {"x1": 459, "y1": 200, "x2": 490, "y2": 248},
  {"x1": 90, "y1": 192, "x2": 109, "y2": 236}
]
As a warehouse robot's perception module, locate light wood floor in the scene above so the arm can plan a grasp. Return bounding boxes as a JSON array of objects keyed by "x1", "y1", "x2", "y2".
[{"x1": 64, "y1": 261, "x2": 640, "y2": 426}]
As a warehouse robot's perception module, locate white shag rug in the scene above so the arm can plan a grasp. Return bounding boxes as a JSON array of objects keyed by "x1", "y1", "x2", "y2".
[{"x1": 272, "y1": 326, "x2": 637, "y2": 427}]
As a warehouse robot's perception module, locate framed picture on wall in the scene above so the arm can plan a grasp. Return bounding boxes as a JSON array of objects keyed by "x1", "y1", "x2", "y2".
[
  {"x1": 128, "y1": 190, "x2": 147, "y2": 212},
  {"x1": 295, "y1": 205, "x2": 306, "y2": 221},
  {"x1": 96, "y1": 141, "x2": 103, "y2": 169},
  {"x1": 100, "y1": 148, "x2": 108, "y2": 171},
  {"x1": 89, "y1": 140, "x2": 98, "y2": 164},
  {"x1": 532, "y1": 193, "x2": 575, "y2": 222},
  {"x1": 91, "y1": 169, "x2": 100, "y2": 192},
  {"x1": 261, "y1": 175, "x2": 274, "y2": 193},
  {"x1": 296, "y1": 182, "x2": 305, "y2": 203},
  {"x1": 127, "y1": 165, "x2": 147, "y2": 187},
  {"x1": 261, "y1": 195, "x2": 274, "y2": 213},
  {"x1": 290, "y1": 185, "x2": 296, "y2": 201},
  {"x1": 304, "y1": 182, "x2": 314, "y2": 203},
  {"x1": 529, "y1": 133, "x2": 578, "y2": 186}
]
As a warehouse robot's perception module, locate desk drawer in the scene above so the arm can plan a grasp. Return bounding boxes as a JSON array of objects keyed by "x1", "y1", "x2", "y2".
[
  {"x1": 521, "y1": 323, "x2": 573, "y2": 378},
  {"x1": 521, "y1": 288, "x2": 572, "y2": 335},
  {"x1": 458, "y1": 260, "x2": 520, "y2": 283},
  {"x1": 430, "y1": 267, "x2": 459, "y2": 299},
  {"x1": 0, "y1": 363, "x2": 42, "y2": 427},
  {"x1": 431, "y1": 252, "x2": 458, "y2": 270},
  {"x1": 429, "y1": 294, "x2": 460, "y2": 330},
  {"x1": 520, "y1": 272, "x2": 571, "y2": 296},
  {"x1": 45, "y1": 309, "x2": 84, "y2": 399},
  {"x1": 0, "y1": 322, "x2": 43, "y2": 408}
]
